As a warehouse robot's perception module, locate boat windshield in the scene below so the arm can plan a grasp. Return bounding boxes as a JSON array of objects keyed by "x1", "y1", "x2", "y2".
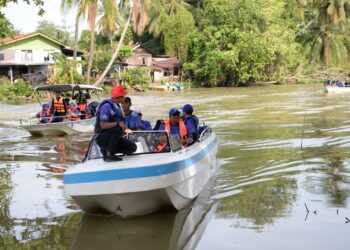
[
  {"x1": 128, "y1": 131, "x2": 171, "y2": 154},
  {"x1": 84, "y1": 131, "x2": 171, "y2": 161}
]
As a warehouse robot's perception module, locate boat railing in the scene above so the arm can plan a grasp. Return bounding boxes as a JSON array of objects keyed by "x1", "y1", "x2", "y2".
[
  {"x1": 198, "y1": 125, "x2": 212, "y2": 142},
  {"x1": 20, "y1": 113, "x2": 96, "y2": 125}
]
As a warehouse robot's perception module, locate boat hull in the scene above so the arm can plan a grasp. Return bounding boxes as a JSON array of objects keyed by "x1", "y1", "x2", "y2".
[
  {"x1": 20, "y1": 118, "x2": 96, "y2": 136},
  {"x1": 64, "y1": 133, "x2": 218, "y2": 217},
  {"x1": 325, "y1": 85, "x2": 350, "y2": 94}
]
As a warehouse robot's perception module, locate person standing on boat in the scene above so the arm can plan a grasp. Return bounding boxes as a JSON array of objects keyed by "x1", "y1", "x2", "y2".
[
  {"x1": 182, "y1": 104, "x2": 199, "y2": 143},
  {"x1": 122, "y1": 97, "x2": 142, "y2": 130},
  {"x1": 50, "y1": 92, "x2": 68, "y2": 123},
  {"x1": 95, "y1": 85, "x2": 137, "y2": 162},
  {"x1": 158, "y1": 108, "x2": 194, "y2": 146}
]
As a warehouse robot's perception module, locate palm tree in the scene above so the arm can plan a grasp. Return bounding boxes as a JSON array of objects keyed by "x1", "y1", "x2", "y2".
[
  {"x1": 94, "y1": 0, "x2": 197, "y2": 85},
  {"x1": 94, "y1": 0, "x2": 149, "y2": 85},
  {"x1": 297, "y1": 0, "x2": 350, "y2": 68},
  {"x1": 61, "y1": 0, "x2": 81, "y2": 62},
  {"x1": 97, "y1": 0, "x2": 120, "y2": 45}
]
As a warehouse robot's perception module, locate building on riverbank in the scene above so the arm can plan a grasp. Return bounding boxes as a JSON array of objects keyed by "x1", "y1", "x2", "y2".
[
  {"x1": 0, "y1": 32, "x2": 83, "y2": 84},
  {"x1": 122, "y1": 43, "x2": 181, "y2": 83}
]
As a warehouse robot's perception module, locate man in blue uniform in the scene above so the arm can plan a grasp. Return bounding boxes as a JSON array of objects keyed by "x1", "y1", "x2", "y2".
[
  {"x1": 158, "y1": 108, "x2": 194, "y2": 146},
  {"x1": 95, "y1": 85, "x2": 137, "y2": 162},
  {"x1": 135, "y1": 110, "x2": 152, "y2": 130},
  {"x1": 182, "y1": 104, "x2": 199, "y2": 143},
  {"x1": 122, "y1": 97, "x2": 142, "y2": 130}
]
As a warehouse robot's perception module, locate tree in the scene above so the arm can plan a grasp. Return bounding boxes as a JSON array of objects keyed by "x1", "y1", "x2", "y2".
[
  {"x1": 0, "y1": 14, "x2": 18, "y2": 39},
  {"x1": 49, "y1": 54, "x2": 84, "y2": 84},
  {"x1": 297, "y1": 0, "x2": 350, "y2": 68},
  {"x1": 36, "y1": 20, "x2": 73, "y2": 45}
]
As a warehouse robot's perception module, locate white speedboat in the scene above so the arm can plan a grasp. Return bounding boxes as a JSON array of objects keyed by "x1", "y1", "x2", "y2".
[
  {"x1": 325, "y1": 85, "x2": 350, "y2": 93},
  {"x1": 64, "y1": 128, "x2": 218, "y2": 217},
  {"x1": 20, "y1": 84, "x2": 102, "y2": 136}
]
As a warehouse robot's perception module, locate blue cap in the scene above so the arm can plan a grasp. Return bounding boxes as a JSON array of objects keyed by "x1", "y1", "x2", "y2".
[
  {"x1": 169, "y1": 108, "x2": 180, "y2": 116},
  {"x1": 182, "y1": 104, "x2": 193, "y2": 113}
]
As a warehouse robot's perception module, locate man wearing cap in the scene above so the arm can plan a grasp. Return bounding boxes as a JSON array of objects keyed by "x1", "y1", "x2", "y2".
[
  {"x1": 158, "y1": 108, "x2": 194, "y2": 146},
  {"x1": 122, "y1": 97, "x2": 142, "y2": 130},
  {"x1": 182, "y1": 104, "x2": 199, "y2": 143},
  {"x1": 135, "y1": 110, "x2": 152, "y2": 130},
  {"x1": 94, "y1": 85, "x2": 137, "y2": 162}
]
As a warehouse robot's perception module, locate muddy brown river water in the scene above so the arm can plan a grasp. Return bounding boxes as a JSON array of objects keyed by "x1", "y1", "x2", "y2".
[{"x1": 0, "y1": 84, "x2": 350, "y2": 249}]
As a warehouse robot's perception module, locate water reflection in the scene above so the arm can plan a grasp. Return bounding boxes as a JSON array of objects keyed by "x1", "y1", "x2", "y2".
[{"x1": 70, "y1": 203, "x2": 216, "y2": 250}]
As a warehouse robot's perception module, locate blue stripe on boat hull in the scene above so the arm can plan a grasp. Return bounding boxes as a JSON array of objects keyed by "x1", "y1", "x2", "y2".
[{"x1": 64, "y1": 138, "x2": 217, "y2": 184}]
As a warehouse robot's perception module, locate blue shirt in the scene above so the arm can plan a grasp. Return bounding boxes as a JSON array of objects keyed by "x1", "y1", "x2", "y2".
[
  {"x1": 123, "y1": 111, "x2": 142, "y2": 130},
  {"x1": 184, "y1": 116, "x2": 198, "y2": 140},
  {"x1": 99, "y1": 100, "x2": 122, "y2": 122},
  {"x1": 141, "y1": 120, "x2": 152, "y2": 130}
]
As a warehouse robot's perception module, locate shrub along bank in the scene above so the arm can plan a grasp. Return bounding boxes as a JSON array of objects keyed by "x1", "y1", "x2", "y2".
[{"x1": 0, "y1": 78, "x2": 33, "y2": 101}]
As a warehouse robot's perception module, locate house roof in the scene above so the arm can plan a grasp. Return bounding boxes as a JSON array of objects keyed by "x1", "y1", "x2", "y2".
[
  {"x1": 152, "y1": 57, "x2": 182, "y2": 69},
  {"x1": 0, "y1": 32, "x2": 66, "y2": 47},
  {"x1": 133, "y1": 43, "x2": 156, "y2": 56}
]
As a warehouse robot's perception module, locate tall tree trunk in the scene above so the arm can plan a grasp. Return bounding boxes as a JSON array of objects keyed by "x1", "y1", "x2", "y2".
[
  {"x1": 73, "y1": 2, "x2": 81, "y2": 62},
  {"x1": 86, "y1": 2, "x2": 97, "y2": 84},
  {"x1": 94, "y1": 11, "x2": 132, "y2": 86},
  {"x1": 323, "y1": 34, "x2": 329, "y2": 69}
]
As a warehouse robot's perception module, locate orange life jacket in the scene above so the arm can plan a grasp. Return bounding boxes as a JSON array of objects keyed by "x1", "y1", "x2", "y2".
[
  {"x1": 53, "y1": 97, "x2": 65, "y2": 113},
  {"x1": 155, "y1": 142, "x2": 168, "y2": 152},
  {"x1": 164, "y1": 118, "x2": 188, "y2": 147},
  {"x1": 39, "y1": 109, "x2": 51, "y2": 118},
  {"x1": 78, "y1": 103, "x2": 86, "y2": 112},
  {"x1": 69, "y1": 107, "x2": 81, "y2": 121}
]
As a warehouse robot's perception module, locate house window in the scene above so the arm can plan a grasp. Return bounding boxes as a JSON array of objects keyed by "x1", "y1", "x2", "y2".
[
  {"x1": 0, "y1": 54, "x2": 4, "y2": 61},
  {"x1": 44, "y1": 50, "x2": 54, "y2": 61},
  {"x1": 142, "y1": 57, "x2": 146, "y2": 65},
  {"x1": 21, "y1": 50, "x2": 33, "y2": 62}
]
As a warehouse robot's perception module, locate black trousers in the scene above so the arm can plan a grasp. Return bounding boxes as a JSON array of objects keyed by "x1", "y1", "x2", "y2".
[{"x1": 96, "y1": 126, "x2": 137, "y2": 155}]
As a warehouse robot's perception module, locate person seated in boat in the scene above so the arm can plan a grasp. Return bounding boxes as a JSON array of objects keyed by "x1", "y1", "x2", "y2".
[
  {"x1": 86, "y1": 101, "x2": 99, "y2": 118},
  {"x1": 155, "y1": 133, "x2": 171, "y2": 152},
  {"x1": 182, "y1": 104, "x2": 199, "y2": 143},
  {"x1": 95, "y1": 85, "x2": 137, "y2": 162},
  {"x1": 158, "y1": 108, "x2": 193, "y2": 147},
  {"x1": 336, "y1": 81, "x2": 345, "y2": 87},
  {"x1": 122, "y1": 97, "x2": 142, "y2": 131},
  {"x1": 68, "y1": 101, "x2": 81, "y2": 121},
  {"x1": 34, "y1": 103, "x2": 51, "y2": 123},
  {"x1": 135, "y1": 110, "x2": 152, "y2": 130},
  {"x1": 73, "y1": 89, "x2": 91, "y2": 119},
  {"x1": 50, "y1": 92, "x2": 68, "y2": 123}
]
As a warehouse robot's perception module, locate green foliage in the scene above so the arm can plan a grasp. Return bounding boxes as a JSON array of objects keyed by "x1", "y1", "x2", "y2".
[
  {"x1": 121, "y1": 68, "x2": 151, "y2": 88},
  {"x1": 159, "y1": 9, "x2": 196, "y2": 61},
  {"x1": 184, "y1": 0, "x2": 302, "y2": 86},
  {"x1": 36, "y1": 20, "x2": 74, "y2": 46},
  {"x1": 49, "y1": 54, "x2": 84, "y2": 84},
  {"x1": 0, "y1": 79, "x2": 33, "y2": 101}
]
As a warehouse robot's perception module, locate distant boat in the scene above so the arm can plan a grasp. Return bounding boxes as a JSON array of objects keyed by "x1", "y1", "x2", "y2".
[
  {"x1": 325, "y1": 85, "x2": 350, "y2": 94},
  {"x1": 64, "y1": 128, "x2": 218, "y2": 217},
  {"x1": 20, "y1": 84, "x2": 102, "y2": 136}
]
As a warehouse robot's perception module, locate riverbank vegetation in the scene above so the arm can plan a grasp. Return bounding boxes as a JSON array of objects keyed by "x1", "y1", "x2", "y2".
[
  {"x1": 2, "y1": 0, "x2": 350, "y2": 88},
  {"x1": 0, "y1": 78, "x2": 33, "y2": 101}
]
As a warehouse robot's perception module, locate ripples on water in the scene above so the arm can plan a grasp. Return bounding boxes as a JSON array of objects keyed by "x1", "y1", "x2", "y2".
[{"x1": 1, "y1": 85, "x2": 350, "y2": 249}]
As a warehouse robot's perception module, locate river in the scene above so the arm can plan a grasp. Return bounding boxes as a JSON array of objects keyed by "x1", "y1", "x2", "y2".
[{"x1": 0, "y1": 84, "x2": 349, "y2": 249}]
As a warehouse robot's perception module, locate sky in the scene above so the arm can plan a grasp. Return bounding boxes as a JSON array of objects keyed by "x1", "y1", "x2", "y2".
[{"x1": 4, "y1": 0, "x2": 87, "y2": 34}]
